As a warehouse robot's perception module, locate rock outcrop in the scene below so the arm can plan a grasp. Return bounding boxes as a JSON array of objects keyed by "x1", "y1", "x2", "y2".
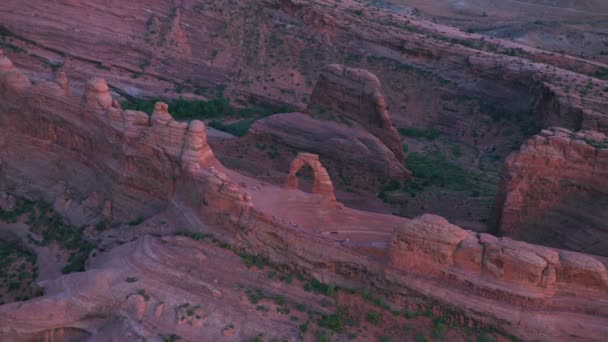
[
  {"x1": 390, "y1": 214, "x2": 608, "y2": 292},
  {"x1": 0, "y1": 50, "x2": 235, "y2": 226},
  {"x1": 249, "y1": 112, "x2": 409, "y2": 188},
  {"x1": 248, "y1": 64, "x2": 411, "y2": 189},
  {"x1": 494, "y1": 127, "x2": 608, "y2": 255},
  {"x1": 0, "y1": 53, "x2": 607, "y2": 342},
  {"x1": 309, "y1": 64, "x2": 405, "y2": 163}
]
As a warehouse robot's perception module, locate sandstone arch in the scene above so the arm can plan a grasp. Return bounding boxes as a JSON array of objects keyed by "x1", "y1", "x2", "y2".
[{"x1": 285, "y1": 153, "x2": 335, "y2": 201}]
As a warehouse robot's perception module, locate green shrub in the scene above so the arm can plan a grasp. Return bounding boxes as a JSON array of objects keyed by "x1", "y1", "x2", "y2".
[
  {"x1": 303, "y1": 278, "x2": 338, "y2": 297},
  {"x1": 432, "y1": 318, "x2": 448, "y2": 338},
  {"x1": 319, "y1": 312, "x2": 344, "y2": 331},
  {"x1": 239, "y1": 252, "x2": 267, "y2": 269},
  {"x1": 366, "y1": 311, "x2": 382, "y2": 325},
  {"x1": 274, "y1": 295, "x2": 286, "y2": 305}
]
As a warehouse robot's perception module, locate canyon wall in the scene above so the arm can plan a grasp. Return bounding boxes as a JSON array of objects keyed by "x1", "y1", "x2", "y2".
[{"x1": 0, "y1": 52, "x2": 607, "y2": 341}]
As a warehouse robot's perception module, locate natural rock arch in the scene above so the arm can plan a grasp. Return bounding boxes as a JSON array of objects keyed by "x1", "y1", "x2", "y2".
[{"x1": 285, "y1": 153, "x2": 336, "y2": 201}]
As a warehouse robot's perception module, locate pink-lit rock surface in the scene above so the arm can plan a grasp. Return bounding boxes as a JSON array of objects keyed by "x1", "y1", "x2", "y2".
[{"x1": 495, "y1": 127, "x2": 608, "y2": 256}]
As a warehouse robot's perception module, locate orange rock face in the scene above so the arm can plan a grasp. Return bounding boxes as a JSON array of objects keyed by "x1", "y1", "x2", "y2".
[{"x1": 494, "y1": 127, "x2": 608, "y2": 255}]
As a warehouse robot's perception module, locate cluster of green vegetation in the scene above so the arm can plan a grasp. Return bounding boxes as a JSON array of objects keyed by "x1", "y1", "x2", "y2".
[
  {"x1": 121, "y1": 97, "x2": 294, "y2": 137},
  {"x1": 361, "y1": 288, "x2": 391, "y2": 311},
  {"x1": 177, "y1": 302, "x2": 202, "y2": 319},
  {"x1": 366, "y1": 311, "x2": 383, "y2": 325},
  {"x1": 378, "y1": 180, "x2": 402, "y2": 202},
  {"x1": 161, "y1": 334, "x2": 181, "y2": 342},
  {"x1": 593, "y1": 67, "x2": 608, "y2": 80},
  {"x1": 404, "y1": 152, "x2": 496, "y2": 196},
  {"x1": 398, "y1": 127, "x2": 439, "y2": 141},
  {"x1": 240, "y1": 252, "x2": 268, "y2": 269},
  {"x1": 121, "y1": 98, "x2": 231, "y2": 120},
  {"x1": 319, "y1": 306, "x2": 356, "y2": 332},
  {"x1": 1, "y1": 198, "x2": 96, "y2": 275},
  {"x1": 0, "y1": 239, "x2": 37, "y2": 302},
  {"x1": 303, "y1": 277, "x2": 339, "y2": 297},
  {"x1": 22, "y1": 201, "x2": 96, "y2": 274}
]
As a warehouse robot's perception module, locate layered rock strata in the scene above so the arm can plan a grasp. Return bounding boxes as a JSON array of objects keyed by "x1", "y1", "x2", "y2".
[{"x1": 0, "y1": 55, "x2": 606, "y2": 341}]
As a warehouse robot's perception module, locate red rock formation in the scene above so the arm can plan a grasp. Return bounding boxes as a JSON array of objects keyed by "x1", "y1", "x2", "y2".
[
  {"x1": 248, "y1": 64, "x2": 410, "y2": 189},
  {"x1": 0, "y1": 54, "x2": 607, "y2": 342},
  {"x1": 0, "y1": 50, "x2": 233, "y2": 225},
  {"x1": 390, "y1": 214, "x2": 607, "y2": 292},
  {"x1": 285, "y1": 152, "x2": 336, "y2": 201},
  {"x1": 309, "y1": 64, "x2": 406, "y2": 163},
  {"x1": 494, "y1": 127, "x2": 608, "y2": 255},
  {"x1": 249, "y1": 111, "x2": 409, "y2": 188}
]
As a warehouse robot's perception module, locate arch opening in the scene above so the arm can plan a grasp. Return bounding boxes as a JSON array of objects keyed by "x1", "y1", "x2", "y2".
[{"x1": 284, "y1": 153, "x2": 336, "y2": 201}]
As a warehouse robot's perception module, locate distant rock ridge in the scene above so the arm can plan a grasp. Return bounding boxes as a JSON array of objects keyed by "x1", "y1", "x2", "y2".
[{"x1": 0, "y1": 51, "x2": 607, "y2": 341}]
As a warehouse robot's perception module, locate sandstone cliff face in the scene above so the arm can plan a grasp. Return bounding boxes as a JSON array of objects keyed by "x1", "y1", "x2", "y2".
[
  {"x1": 494, "y1": 127, "x2": 608, "y2": 256},
  {"x1": 309, "y1": 64, "x2": 405, "y2": 163},
  {"x1": 0, "y1": 54, "x2": 607, "y2": 342}
]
